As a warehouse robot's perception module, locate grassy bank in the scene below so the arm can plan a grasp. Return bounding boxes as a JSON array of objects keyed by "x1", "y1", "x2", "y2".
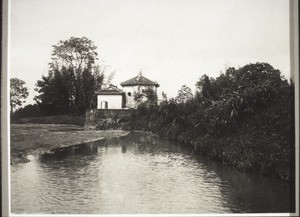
[
  {"x1": 123, "y1": 109, "x2": 294, "y2": 182},
  {"x1": 10, "y1": 124, "x2": 128, "y2": 165},
  {"x1": 11, "y1": 115, "x2": 86, "y2": 126}
]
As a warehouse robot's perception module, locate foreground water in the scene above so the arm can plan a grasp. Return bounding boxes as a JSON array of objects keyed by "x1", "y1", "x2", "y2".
[{"x1": 11, "y1": 132, "x2": 293, "y2": 214}]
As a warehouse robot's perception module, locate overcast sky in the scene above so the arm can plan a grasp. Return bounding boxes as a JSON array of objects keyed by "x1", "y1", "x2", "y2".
[{"x1": 10, "y1": 0, "x2": 290, "y2": 105}]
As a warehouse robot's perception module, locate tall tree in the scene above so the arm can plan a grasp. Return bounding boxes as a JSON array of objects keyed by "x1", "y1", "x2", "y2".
[
  {"x1": 10, "y1": 78, "x2": 29, "y2": 114},
  {"x1": 175, "y1": 85, "x2": 193, "y2": 103},
  {"x1": 35, "y1": 37, "x2": 105, "y2": 115},
  {"x1": 50, "y1": 37, "x2": 98, "y2": 72}
]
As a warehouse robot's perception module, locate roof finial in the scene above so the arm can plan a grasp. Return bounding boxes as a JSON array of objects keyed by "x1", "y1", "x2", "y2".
[{"x1": 137, "y1": 69, "x2": 142, "y2": 81}]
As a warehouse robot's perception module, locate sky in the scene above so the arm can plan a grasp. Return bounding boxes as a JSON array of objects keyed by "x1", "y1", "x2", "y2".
[{"x1": 9, "y1": 0, "x2": 291, "y2": 105}]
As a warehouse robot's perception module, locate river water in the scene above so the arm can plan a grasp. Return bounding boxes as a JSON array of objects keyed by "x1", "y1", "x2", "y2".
[{"x1": 11, "y1": 132, "x2": 293, "y2": 214}]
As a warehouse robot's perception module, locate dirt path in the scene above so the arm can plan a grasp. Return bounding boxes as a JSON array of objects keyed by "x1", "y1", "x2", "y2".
[{"x1": 10, "y1": 124, "x2": 129, "y2": 164}]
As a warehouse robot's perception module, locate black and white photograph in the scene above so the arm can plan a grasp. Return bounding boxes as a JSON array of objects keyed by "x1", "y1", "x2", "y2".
[{"x1": 1, "y1": 0, "x2": 299, "y2": 216}]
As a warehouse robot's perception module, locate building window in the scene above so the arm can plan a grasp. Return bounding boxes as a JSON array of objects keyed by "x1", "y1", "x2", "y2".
[{"x1": 127, "y1": 92, "x2": 131, "y2": 97}]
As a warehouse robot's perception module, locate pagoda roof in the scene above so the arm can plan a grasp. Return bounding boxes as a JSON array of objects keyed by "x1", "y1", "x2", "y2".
[
  {"x1": 120, "y1": 72, "x2": 159, "y2": 87},
  {"x1": 95, "y1": 85, "x2": 124, "y2": 95}
]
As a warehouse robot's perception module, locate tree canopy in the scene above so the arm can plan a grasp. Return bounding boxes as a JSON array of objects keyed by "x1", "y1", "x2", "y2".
[
  {"x1": 128, "y1": 62, "x2": 294, "y2": 181},
  {"x1": 175, "y1": 85, "x2": 193, "y2": 103},
  {"x1": 10, "y1": 78, "x2": 29, "y2": 114},
  {"x1": 50, "y1": 37, "x2": 98, "y2": 72},
  {"x1": 35, "y1": 37, "x2": 105, "y2": 115}
]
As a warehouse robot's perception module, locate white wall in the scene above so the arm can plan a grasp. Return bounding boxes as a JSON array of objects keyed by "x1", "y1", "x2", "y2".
[
  {"x1": 97, "y1": 95, "x2": 122, "y2": 109},
  {"x1": 122, "y1": 86, "x2": 137, "y2": 108},
  {"x1": 122, "y1": 86, "x2": 157, "y2": 108}
]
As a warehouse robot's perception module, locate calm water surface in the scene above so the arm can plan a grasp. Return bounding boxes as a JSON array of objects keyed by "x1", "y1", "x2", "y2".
[{"x1": 11, "y1": 132, "x2": 292, "y2": 214}]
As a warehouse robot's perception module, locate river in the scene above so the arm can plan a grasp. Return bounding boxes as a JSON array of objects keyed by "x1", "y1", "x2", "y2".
[{"x1": 11, "y1": 131, "x2": 293, "y2": 214}]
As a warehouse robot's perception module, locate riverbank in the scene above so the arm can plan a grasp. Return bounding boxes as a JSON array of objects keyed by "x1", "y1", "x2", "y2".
[
  {"x1": 10, "y1": 124, "x2": 129, "y2": 165},
  {"x1": 121, "y1": 97, "x2": 294, "y2": 183}
]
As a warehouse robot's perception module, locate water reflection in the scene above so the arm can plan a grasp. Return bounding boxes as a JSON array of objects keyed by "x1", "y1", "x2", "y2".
[{"x1": 11, "y1": 132, "x2": 292, "y2": 214}]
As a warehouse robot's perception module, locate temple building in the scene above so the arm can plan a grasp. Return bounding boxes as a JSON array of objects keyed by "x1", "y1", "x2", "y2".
[{"x1": 96, "y1": 71, "x2": 159, "y2": 109}]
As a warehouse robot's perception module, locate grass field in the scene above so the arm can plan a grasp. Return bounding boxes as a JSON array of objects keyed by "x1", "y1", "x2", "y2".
[{"x1": 11, "y1": 115, "x2": 86, "y2": 126}]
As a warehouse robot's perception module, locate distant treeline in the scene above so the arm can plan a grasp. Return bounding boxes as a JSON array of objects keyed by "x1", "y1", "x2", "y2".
[
  {"x1": 13, "y1": 67, "x2": 104, "y2": 117},
  {"x1": 125, "y1": 62, "x2": 294, "y2": 181},
  {"x1": 12, "y1": 37, "x2": 109, "y2": 117}
]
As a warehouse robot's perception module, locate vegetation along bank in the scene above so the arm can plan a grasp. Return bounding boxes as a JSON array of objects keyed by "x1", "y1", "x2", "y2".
[{"x1": 123, "y1": 63, "x2": 295, "y2": 182}]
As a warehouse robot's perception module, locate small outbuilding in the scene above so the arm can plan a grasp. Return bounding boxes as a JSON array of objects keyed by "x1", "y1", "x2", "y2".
[
  {"x1": 95, "y1": 72, "x2": 159, "y2": 109},
  {"x1": 95, "y1": 85, "x2": 125, "y2": 109}
]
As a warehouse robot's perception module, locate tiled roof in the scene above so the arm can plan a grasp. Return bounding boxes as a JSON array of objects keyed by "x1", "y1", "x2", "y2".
[
  {"x1": 120, "y1": 72, "x2": 159, "y2": 87},
  {"x1": 95, "y1": 85, "x2": 124, "y2": 95}
]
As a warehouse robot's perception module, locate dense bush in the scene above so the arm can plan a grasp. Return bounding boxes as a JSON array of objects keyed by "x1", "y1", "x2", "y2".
[
  {"x1": 126, "y1": 63, "x2": 294, "y2": 181},
  {"x1": 13, "y1": 104, "x2": 41, "y2": 118}
]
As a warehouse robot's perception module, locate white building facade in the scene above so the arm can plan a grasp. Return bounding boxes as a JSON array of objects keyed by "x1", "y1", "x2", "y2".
[
  {"x1": 96, "y1": 85, "x2": 124, "y2": 109},
  {"x1": 96, "y1": 72, "x2": 159, "y2": 109},
  {"x1": 120, "y1": 72, "x2": 159, "y2": 109}
]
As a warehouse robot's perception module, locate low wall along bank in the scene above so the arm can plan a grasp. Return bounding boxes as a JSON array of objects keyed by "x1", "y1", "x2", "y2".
[{"x1": 85, "y1": 109, "x2": 135, "y2": 129}]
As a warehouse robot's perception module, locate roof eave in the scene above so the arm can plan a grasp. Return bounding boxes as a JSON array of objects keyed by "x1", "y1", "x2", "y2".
[
  {"x1": 120, "y1": 83, "x2": 159, "y2": 87},
  {"x1": 95, "y1": 92, "x2": 124, "y2": 95}
]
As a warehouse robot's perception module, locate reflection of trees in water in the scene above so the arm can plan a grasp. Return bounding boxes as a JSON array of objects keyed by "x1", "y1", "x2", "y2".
[
  {"x1": 121, "y1": 132, "x2": 292, "y2": 213},
  {"x1": 117, "y1": 132, "x2": 193, "y2": 156},
  {"x1": 39, "y1": 139, "x2": 108, "y2": 171},
  {"x1": 36, "y1": 140, "x2": 110, "y2": 209},
  {"x1": 40, "y1": 138, "x2": 116, "y2": 161},
  {"x1": 193, "y1": 154, "x2": 292, "y2": 213},
  {"x1": 38, "y1": 131, "x2": 292, "y2": 213},
  {"x1": 39, "y1": 136, "x2": 124, "y2": 170}
]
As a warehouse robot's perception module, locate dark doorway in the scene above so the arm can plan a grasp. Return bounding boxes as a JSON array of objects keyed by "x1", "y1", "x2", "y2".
[{"x1": 101, "y1": 101, "x2": 108, "y2": 109}]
